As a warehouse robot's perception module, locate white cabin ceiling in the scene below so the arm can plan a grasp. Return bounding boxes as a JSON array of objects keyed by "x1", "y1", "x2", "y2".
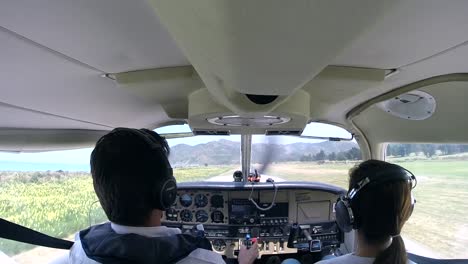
[
  {"x1": 333, "y1": 0, "x2": 468, "y2": 69},
  {"x1": 0, "y1": 24, "x2": 170, "y2": 130},
  {"x1": 0, "y1": 0, "x2": 189, "y2": 73},
  {"x1": 1, "y1": 0, "x2": 468, "y2": 149}
]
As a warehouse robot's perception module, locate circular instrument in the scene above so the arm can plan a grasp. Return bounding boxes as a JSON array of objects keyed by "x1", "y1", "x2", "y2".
[
  {"x1": 180, "y1": 209, "x2": 193, "y2": 222},
  {"x1": 179, "y1": 193, "x2": 192, "y2": 207},
  {"x1": 165, "y1": 208, "x2": 178, "y2": 221},
  {"x1": 210, "y1": 194, "x2": 224, "y2": 208},
  {"x1": 212, "y1": 239, "x2": 226, "y2": 252},
  {"x1": 194, "y1": 194, "x2": 208, "y2": 207},
  {"x1": 195, "y1": 209, "x2": 209, "y2": 223},
  {"x1": 211, "y1": 210, "x2": 224, "y2": 223}
]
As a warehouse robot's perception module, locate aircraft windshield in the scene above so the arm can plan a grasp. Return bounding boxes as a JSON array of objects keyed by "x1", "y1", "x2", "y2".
[{"x1": 159, "y1": 124, "x2": 360, "y2": 187}]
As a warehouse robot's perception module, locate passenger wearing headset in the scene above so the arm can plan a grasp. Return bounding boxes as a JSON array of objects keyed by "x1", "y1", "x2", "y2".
[
  {"x1": 69, "y1": 128, "x2": 258, "y2": 264},
  {"x1": 317, "y1": 160, "x2": 417, "y2": 264}
]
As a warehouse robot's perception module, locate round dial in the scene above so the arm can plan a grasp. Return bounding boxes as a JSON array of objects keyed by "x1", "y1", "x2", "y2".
[
  {"x1": 165, "y1": 208, "x2": 178, "y2": 221},
  {"x1": 212, "y1": 239, "x2": 226, "y2": 252},
  {"x1": 179, "y1": 193, "x2": 192, "y2": 207},
  {"x1": 194, "y1": 194, "x2": 208, "y2": 207},
  {"x1": 210, "y1": 195, "x2": 224, "y2": 208},
  {"x1": 195, "y1": 210, "x2": 209, "y2": 223},
  {"x1": 211, "y1": 210, "x2": 224, "y2": 223},
  {"x1": 180, "y1": 209, "x2": 193, "y2": 222}
]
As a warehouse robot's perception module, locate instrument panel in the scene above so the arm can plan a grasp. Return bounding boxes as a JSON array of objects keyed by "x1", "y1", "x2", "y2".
[
  {"x1": 166, "y1": 191, "x2": 229, "y2": 224},
  {"x1": 162, "y1": 182, "x2": 345, "y2": 259}
]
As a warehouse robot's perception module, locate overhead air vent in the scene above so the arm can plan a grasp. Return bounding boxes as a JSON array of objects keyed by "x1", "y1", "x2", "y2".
[
  {"x1": 193, "y1": 130, "x2": 230, "y2": 136},
  {"x1": 265, "y1": 130, "x2": 302, "y2": 136},
  {"x1": 377, "y1": 90, "x2": 436, "y2": 120},
  {"x1": 207, "y1": 115, "x2": 290, "y2": 127}
]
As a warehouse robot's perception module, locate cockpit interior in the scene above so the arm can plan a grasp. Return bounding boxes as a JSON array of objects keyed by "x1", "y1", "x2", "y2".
[{"x1": 0, "y1": 1, "x2": 468, "y2": 264}]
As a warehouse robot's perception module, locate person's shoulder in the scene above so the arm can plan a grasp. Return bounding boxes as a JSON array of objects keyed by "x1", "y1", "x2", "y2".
[
  {"x1": 315, "y1": 254, "x2": 374, "y2": 264},
  {"x1": 69, "y1": 235, "x2": 101, "y2": 264}
]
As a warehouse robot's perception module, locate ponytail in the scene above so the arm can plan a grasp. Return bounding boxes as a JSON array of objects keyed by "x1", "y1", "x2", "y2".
[{"x1": 373, "y1": 236, "x2": 407, "y2": 264}]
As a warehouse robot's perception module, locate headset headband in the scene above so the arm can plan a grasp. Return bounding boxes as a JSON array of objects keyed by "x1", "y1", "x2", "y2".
[
  {"x1": 335, "y1": 163, "x2": 417, "y2": 232},
  {"x1": 348, "y1": 166, "x2": 417, "y2": 200}
]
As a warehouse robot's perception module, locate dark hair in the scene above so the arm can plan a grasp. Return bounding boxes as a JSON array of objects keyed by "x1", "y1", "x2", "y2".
[
  {"x1": 349, "y1": 160, "x2": 413, "y2": 264},
  {"x1": 90, "y1": 128, "x2": 171, "y2": 226}
]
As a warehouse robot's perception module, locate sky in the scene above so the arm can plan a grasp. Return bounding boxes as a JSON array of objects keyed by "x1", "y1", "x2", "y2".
[{"x1": 0, "y1": 123, "x2": 351, "y2": 165}]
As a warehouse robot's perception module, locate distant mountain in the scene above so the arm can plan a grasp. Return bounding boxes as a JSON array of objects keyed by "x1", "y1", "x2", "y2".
[
  {"x1": 170, "y1": 139, "x2": 240, "y2": 166},
  {"x1": 169, "y1": 140, "x2": 357, "y2": 166}
]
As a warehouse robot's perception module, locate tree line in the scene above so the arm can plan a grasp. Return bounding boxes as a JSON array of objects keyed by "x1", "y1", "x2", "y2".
[
  {"x1": 300, "y1": 147, "x2": 361, "y2": 162},
  {"x1": 387, "y1": 144, "x2": 468, "y2": 158}
]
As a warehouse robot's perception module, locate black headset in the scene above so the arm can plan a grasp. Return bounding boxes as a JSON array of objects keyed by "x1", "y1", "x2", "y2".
[
  {"x1": 113, "y1": 128, "x2": 178, "y2": 211},
  {"x1": 335, "y1": 163, "x2": 417, "y2": 233}
]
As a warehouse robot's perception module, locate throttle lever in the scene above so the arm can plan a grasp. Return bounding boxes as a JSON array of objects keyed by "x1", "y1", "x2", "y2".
[
  {"x1": 302, "y1": 229, "x2": 312, "y2": 241},
  {"x1": 287, "y1": 223, "x2": 301, "y2": 248}
]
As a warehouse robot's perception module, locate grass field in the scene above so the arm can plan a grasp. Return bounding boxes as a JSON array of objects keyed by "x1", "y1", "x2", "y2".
[
  {"x1": 0, "y1": 166, "x2": 235, "y2": 256},
  {"x1": 390, "y1": 160, "x2": 468, "y2": 259},
  {"x1": 1, "y1": 161, "x2": 467, "y2": 260},
  {"x1": 265, "y1": 162, "x2": 355, "y2": 188}
]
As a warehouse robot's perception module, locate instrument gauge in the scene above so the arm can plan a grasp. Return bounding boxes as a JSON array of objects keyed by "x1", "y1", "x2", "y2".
[
  {"x1": 210, "y1": 195, "x2": 224, "y2": 208},
  {"x1": 165, "y1": 208, "x2": 178, "y2": 221},
  {"x1": 195, "y1": 210, "x2": 209, "y2": 223},
  {"x1": 211, "y1": 210, "x2": 224, "y2": 223},
  {"x1": 212, "y1": 239, "x2": 226, "y2": 252},
  {"x1": 194, "y1": 194, "x2": 208, "y2": 207},
  {"x1": 180, "y1": 209, "x2": 193, "y2": 222},
  {"x1": 179, "y1": 193, "x2": 192, "y2": 207}
]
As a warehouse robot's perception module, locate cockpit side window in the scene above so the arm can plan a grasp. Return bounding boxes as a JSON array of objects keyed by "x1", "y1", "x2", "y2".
[
  {"x1": 385, "y1": 143, "x2": 468, "y2": 259},
  {"x1": 0, "y1": 148, "x2": 106, "y2": 262}
]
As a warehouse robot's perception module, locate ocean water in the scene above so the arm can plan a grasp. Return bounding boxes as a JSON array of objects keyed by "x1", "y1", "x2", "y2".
[{"x1": 0, "y1": 160, "x2": 90, "y2": 172}]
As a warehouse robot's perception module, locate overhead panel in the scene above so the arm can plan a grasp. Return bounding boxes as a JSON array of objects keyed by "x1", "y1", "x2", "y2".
[
  {"x1": 188, "y1": 88, "x2": 310, "y2": 135},
  {"x1": 150, "y1": 0, "x2": 395, "y2": 114}
]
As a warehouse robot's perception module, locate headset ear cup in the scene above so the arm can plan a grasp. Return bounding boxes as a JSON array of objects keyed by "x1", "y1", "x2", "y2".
[
  {"x1": 335, "y1": 197, "x2": 354, "y2": 233},
  {"x1": 157, "y1": 178, "x2": 178, "y2": 210}
]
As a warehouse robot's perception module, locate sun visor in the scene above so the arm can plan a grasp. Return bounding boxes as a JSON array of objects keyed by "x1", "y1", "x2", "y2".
[
  {"x1": 0, "y1": 129, "x2": 108, "y2": 152},
  {"x1": 114, "y1": 67, "x2": 203, "y2": 119},
  {"x1": 188, "y1": 89, "x2": 310, "y2": 134}
]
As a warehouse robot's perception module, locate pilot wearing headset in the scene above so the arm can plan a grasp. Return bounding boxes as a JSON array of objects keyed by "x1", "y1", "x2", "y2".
[
  {"x1": 317, "y1": 160, "x2": 417, "y2": 264},
  {"x1": 69, "y1": 128, "x2": 258, "y2": 264}
]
